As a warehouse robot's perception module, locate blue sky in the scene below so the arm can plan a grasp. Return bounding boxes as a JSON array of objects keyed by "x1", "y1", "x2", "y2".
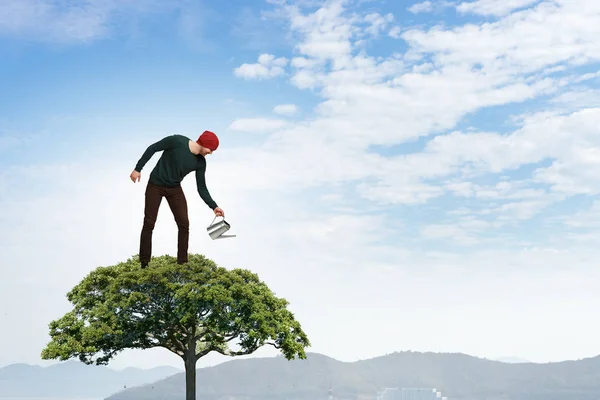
[{"x1": 2, "y1": 0, "x2": 600, "y2": 372}]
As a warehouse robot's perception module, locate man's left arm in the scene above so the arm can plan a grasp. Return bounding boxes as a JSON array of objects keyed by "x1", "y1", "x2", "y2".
[{"x1": 195, "y1": 163, "x2": 219, "y2": 211}]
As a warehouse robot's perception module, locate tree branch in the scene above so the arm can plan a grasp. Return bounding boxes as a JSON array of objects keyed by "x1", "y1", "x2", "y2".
[
  {"x1": 159, "y1": 344, "x2": 186, "y2": 357},
  {"x1": 178, "y1": 322, "x2": 189, "y2": 337},
  {"x1": 192, "y1": 326, "x2": 208, "y2": 342},
  {"x1": 139, "y1": 332, "x2": 185, "y2": 357},
  {"x1": 193, "y1": 326, "x2": 240, "y2": 343},
  {"x1": 212, "y1": 347, "x2": 256, "y2": 357},
  {"x1": 194, "y1": 334, "x2": 260, "y2": 360},
  {"x1": 195, "y1": 346, "x2": 212, "y2": 360},
  {"x1": 166, "y1": 330, "x2": 186, "y2": 353},
  {"x1": 225, "y1": 331, "x2": 241, "y2": 342}
]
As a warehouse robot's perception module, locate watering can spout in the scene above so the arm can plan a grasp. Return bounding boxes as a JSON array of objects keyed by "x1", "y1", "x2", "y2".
[{"x1": 207, "y1": 216, "x2": 237, "y2": 240}]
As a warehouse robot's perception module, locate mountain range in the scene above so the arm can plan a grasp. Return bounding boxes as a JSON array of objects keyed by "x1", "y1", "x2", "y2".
[
  {"x1": 104, "y1": 351, "x2": 600, "y2": 400},
  {"x1": 0, "y1": 360, "x2": 181, "y2": 398},
  {"x1": 492, "y1": 357, "x2": 530, "y2": 364},
  {"x1": 2, "y1": 351, "x2": 598, "y2": 400}
]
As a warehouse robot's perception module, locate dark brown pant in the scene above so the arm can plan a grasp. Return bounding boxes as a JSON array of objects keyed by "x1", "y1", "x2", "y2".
[{"x1": 139, "y1": 182, "x2": 189, "y2": 265}]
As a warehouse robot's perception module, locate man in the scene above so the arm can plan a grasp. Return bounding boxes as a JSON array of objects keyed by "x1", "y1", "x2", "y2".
[{"x1": 130, "y1": 130, "x2": 225, "y2": 268}]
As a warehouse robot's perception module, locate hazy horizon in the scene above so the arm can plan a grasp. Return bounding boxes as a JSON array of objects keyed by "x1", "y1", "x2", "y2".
[{"x1": 0, "y1": 350, "x2": 566, "y2": 370}]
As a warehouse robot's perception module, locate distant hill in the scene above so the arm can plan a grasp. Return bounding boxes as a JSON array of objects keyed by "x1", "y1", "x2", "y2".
[
  {"x1": 0, "y1": 360, "x2": 181, "y2": 398},
  {"x1": 105, "y1": 351, "x2": 600, "y2": 400},
  {"x1": 493, "y1": 356, "x2": 531, "y2": 364}
]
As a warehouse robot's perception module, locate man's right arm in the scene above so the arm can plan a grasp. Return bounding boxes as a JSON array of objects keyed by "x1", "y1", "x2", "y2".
[{"x1": 134, "y1": 135, "x2": 177, "y2": 172}]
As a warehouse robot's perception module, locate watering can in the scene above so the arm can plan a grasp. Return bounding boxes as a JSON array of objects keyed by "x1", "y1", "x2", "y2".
[{"x1": 207, "y1": 215, "x2": 236, "y2": 240}]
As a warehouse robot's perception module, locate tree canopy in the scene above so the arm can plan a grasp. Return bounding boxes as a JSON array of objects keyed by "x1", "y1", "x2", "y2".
[{"x1": 41, "y1": 254, "x2": 310, "y2": 399}]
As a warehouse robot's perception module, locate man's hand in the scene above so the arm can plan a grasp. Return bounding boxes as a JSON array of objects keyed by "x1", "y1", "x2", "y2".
[
  {"x1": 214, "y1": 207, "x2": 225, "y2": 217},
  {"x1": 130, "y1": 170, "x2": 141, "y2": 183}
]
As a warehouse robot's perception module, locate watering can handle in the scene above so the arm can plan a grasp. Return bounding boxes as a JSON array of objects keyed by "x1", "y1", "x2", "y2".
[{"x1": 208, "y1": 215, "x2": 223, "y2": 227}]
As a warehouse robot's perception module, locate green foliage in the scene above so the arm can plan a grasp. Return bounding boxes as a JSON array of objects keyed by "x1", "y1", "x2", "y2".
[{"x1": 41, "y1": 254, "x2": 310, "y2": 366}]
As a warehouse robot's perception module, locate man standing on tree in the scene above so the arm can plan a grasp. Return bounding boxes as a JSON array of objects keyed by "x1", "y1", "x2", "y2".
[{"x1": 130, "y1": 131, "x2": 224, "y2": 268}]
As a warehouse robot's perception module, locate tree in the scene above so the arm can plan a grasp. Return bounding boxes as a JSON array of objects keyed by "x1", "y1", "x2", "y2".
[{"x1": 41, "y1": 254, "x2": 310, "y2": 400}]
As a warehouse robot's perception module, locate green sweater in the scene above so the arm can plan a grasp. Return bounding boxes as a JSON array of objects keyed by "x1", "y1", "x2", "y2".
[{"x1": 134, "y1": 134, "x2": 218, "y2": 210}]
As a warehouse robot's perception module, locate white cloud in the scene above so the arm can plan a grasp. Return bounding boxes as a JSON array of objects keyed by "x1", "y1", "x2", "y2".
[
  {"x1": 221, "y1": 0, "x2": 600, "y2": 247},
  {"x1": 402, "y1": 1, "x2": 600, "y2": 74},
  {"x1": 233, "y1": 53, "x2": 288, "y2": 80},
  {"x1": 408, "y1": 1, "x2": 434, "y2": 14},
  {"x1": 420, "y1": 223, "x2": 481, "y2": 245},
  {"x1": 550, "y1": 87, "x2": 600, "y2": 111},
  {"x1": 273, "y1": 104, "x2": 300, "y2": 116},
  {"x1": 0, "y1": 0, "x2": 110, "y2": 42},
  {"x1": 228, "y1": 117, "x2": 288, "y2": 132},
  {"x1": 388, "y1": 26, "x2": 402, "y2": 39},
  {"x1": 238, "y1": 0, "x2": 600, "y2": 207},
  {"x1": 456, "y1": 0, "x2": 542, "y2": 17},
  {"x1": 563, "y1": 200, "x2": 600, "y2": 229},
  {"x1": 0, "y1": 0, "x2": 186, "y2": 43},
  {"x1": 362, "y1": 12, "x2": 394, "y2": 37},
  {"x1": 287, "y1": 1, "x2": 357, "y2": 63}
]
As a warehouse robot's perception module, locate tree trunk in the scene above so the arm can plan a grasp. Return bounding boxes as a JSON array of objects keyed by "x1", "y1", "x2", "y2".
[{"x1": 184, "y1": 352, "x2": 196, "y2": 400}]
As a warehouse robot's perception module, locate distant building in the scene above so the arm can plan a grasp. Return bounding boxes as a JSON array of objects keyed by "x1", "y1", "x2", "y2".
[{"x1": 377, "y1": 387, "x2": 447, "y2": 400}]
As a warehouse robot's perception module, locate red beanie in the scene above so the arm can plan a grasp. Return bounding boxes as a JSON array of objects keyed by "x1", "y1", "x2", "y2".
[{"x1": 197, "y1": 130, "x2": 219, "y2": 151}]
